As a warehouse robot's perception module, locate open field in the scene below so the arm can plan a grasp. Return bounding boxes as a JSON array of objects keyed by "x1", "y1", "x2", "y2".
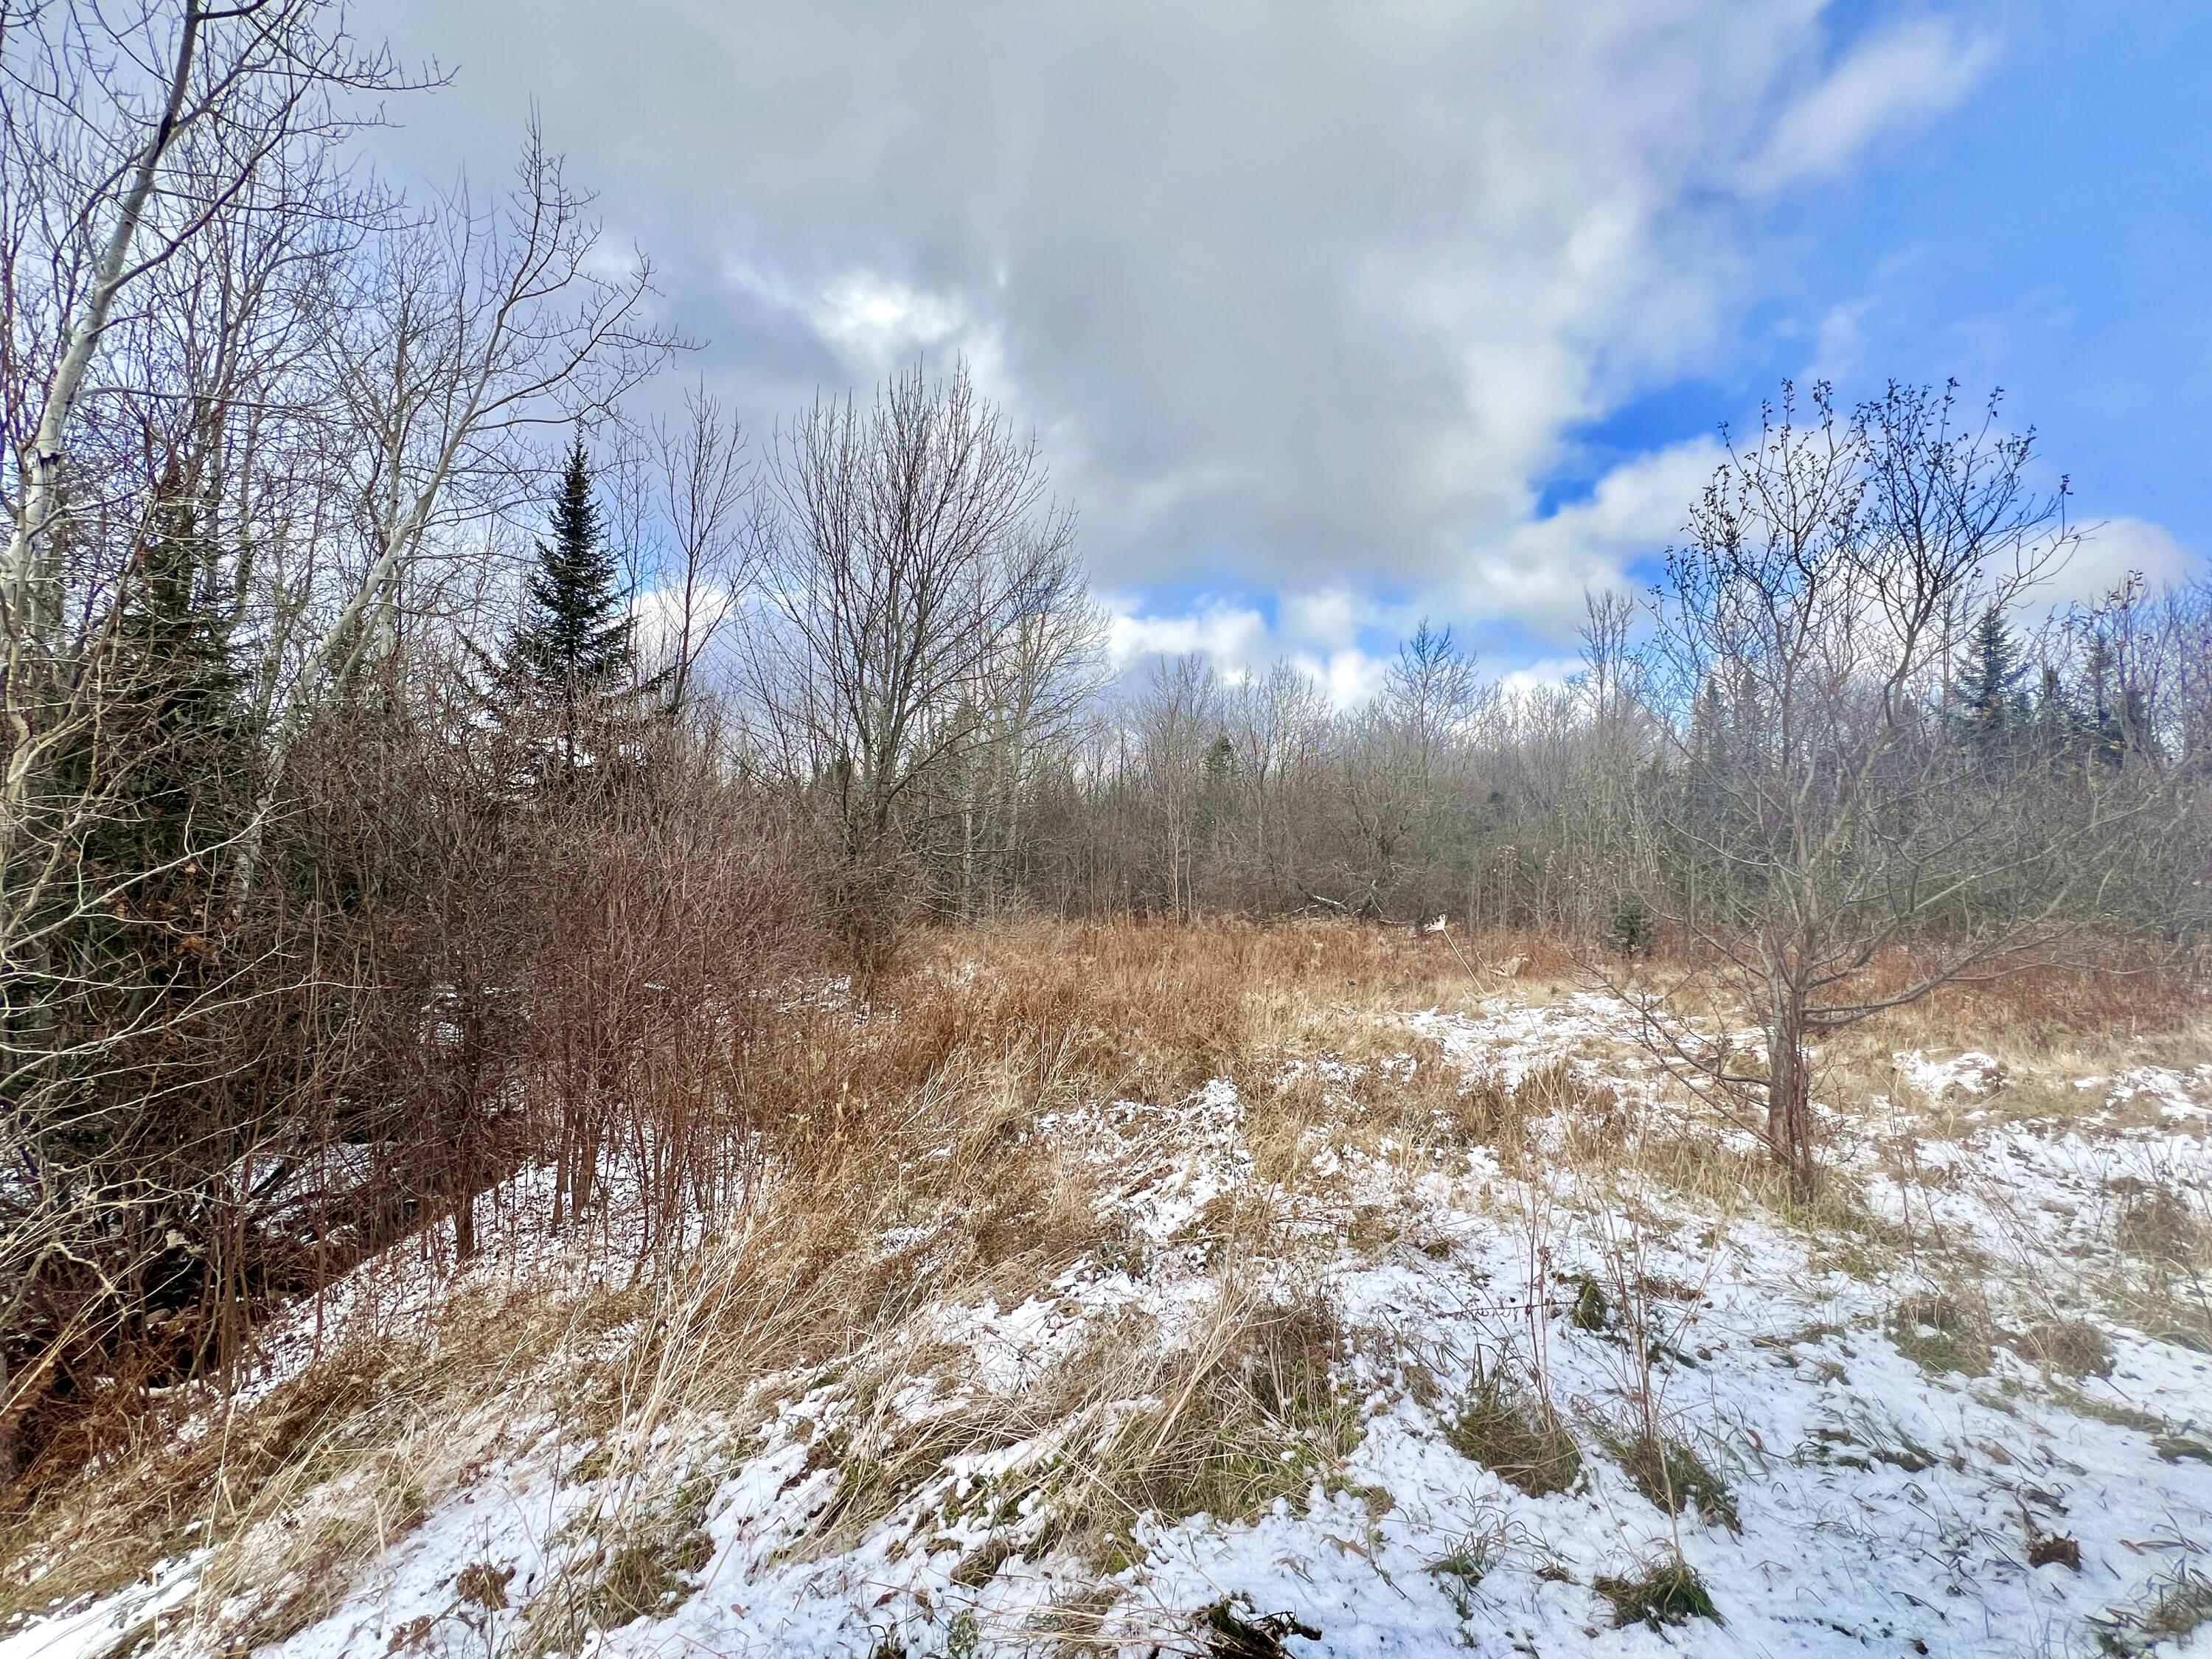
[{"x1": 1, "y1": 919, "x2": 2206, "y2": 1659}]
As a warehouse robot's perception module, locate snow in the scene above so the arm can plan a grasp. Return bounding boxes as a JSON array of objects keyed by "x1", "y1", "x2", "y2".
[
  {"x1": 0, "y1": 1557, "x2": 201, "y2": 1659},
  {"x1": 1893, "y1": 1046, "x2": 2008, "y2": 1100},
  {"x1": 9, "y1": 991, "x2": 2209, "y2": 1658}
]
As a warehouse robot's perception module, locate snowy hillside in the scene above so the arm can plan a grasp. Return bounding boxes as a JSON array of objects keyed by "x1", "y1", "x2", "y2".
[{"x1": 5, "y1": 972, "x2": 2208, "y2": 1659}]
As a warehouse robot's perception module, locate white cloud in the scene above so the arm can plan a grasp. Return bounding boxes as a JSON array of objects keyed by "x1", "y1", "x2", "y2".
[
  {"x1": 1281, "y1": 586, "x2": 1384, "y2": 652},
  {"x1": 1295, "y1": 647, "x2": 1391, "y2": 709},
  {"x1": 1104, "y1": 597, "x2": 1269, "y2": 678},
  {"x1": 1498, "y1": 657, "x2": 1582, "y2": 697},
  {"x1": 1741, "y1": 19, "x2": 1997, "y2": 195},
  {"x1": 375, "y1": 0, "x2": 2018, "y2": 676},
  {"x1": 2040, "y1": 516, "x2": 2207, "y2": 608},
  {"x1": 1104, "y1": 588, "x2": 1400, "y2": 708},
  {"x1": 809, "y1": 271, "x2": 969, "y2": 364},
  {"x1": 1442, "y1": 439, "x2": 1722, "y2": 639}
]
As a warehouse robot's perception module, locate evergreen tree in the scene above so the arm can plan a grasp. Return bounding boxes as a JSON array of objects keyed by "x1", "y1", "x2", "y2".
[
  {"x1": 65, "y1": 460, "x2": 254, "y2": 905},
  {"x1": 1955, "y1": 605, "x2": 2028, "y2": 740},
  {"x1": 39, "y1": 460, "x2": 256, "y2": 1183},
  {"x1": 2081, "y1": 634, "x2": 2128, "y2": 768},
  {"x1": 501, "y1": 434, "x2": 637, "y2": 779}
]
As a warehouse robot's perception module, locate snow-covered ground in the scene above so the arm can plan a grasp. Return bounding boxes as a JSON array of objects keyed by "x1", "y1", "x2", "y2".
[{"x1": 7, "y1": 987, "x2": 2209, "y2": 1659}]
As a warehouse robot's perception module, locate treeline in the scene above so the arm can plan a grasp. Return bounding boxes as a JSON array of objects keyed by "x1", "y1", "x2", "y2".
[
  {"x1": 1011, "y1": 568, "x2": 2211, "y2": 936},
  {"x1": 4, "y1": 3, "x2": 2208, "y2": 1474}
]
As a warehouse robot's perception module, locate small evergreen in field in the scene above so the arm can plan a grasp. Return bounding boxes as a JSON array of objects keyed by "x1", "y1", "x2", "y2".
[
  {"x1": 498, "y1": 433, "x2": 641, "y2": 782},
  {"x1": 1607, "y1": 889, "x2": 1654, "y2": 955}
]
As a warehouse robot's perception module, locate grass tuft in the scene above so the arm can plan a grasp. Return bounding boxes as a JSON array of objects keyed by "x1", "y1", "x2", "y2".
[
  {"x1": 1887, "y1": 1291, "x2": 1994, "y2": 1377},
  {"x1": 2016, "y1": 1319, "x2": 2115, "y2": 1378},
  {"x1": 1593, "y1": 1559, "x2": 1721, "y2": 1630},
  {"x1": 1607, "y1": 1429, "x2": 1739, "y2": 1532},
  {"x1": 2096, "y1": 1566, "x2": 2212, "y2": 1656},
  {"x1": 1443, "y1": 1371, "x2": 1582, "y2": 1498}
]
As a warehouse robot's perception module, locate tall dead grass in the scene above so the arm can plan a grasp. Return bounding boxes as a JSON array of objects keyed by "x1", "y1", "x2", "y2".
[{"x1": 1, "y1": 914, "x2": 2194, "y2": 1646}]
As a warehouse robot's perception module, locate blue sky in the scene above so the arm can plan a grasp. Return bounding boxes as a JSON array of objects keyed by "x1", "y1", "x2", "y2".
[
  {"x1": 1579, "y1": 0, "x2": 2210, "y2": 560},
  {"x1": 375, "y1": 0, "x2": 2208, "y2": 698}
]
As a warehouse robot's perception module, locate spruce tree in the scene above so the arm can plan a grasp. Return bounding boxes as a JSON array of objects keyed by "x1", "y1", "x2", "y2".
[
  {"x1": 65, "y1": 461, "x2": 252, "y2": 908},
  {"x1": 1955, "y1": 605, "x2": 2028, "y2": 741},
  {"x1": 502, "y1": 434, "x2": 636, "y2": 780},
  {"x1": 41, "y1": 462, "x2": 254, "y2": 1178}
]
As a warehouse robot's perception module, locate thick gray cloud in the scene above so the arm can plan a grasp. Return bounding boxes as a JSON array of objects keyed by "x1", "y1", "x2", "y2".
[{"x1": 369, "y1": 0, "x2": 1989, "y2": 628}]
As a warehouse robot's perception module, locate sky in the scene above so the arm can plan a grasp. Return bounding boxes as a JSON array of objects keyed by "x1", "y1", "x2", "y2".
[{"x1": 369, "y1": 0, "x2": 2211, "y2": 700}]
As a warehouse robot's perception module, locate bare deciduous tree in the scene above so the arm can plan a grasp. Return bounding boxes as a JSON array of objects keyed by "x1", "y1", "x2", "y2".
[
  {"x1": 745, "y1": 361, "x2": 1079, "y2": 974},
  {"x1": 1622, "y1": 381, "x2": 2161, "y2": 1186},
  {"x1": 644, "y1": 383, "x2": 761, "y2": 714}
]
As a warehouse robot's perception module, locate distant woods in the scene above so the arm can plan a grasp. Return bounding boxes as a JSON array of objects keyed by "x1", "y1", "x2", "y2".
[{"x1": 3, "y1": 1, "x2": 2209, "y2": 1473}]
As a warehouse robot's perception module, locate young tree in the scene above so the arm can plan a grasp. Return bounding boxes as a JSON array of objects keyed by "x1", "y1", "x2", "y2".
[
  {"x1": 501, "y1": 434, "x2": 638, "y2": 781},
  {"x1": 1628, "y1": 381, "x2": 2157, "y2": 1189}
]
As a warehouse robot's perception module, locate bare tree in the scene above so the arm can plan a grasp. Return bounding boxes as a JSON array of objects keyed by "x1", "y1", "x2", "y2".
[
  {"x1": 644, "y1": 383, "x2": 760, "y2": 714},
  {"x1": 746, "y1": 361, "x2": 1077, "y2": 974},
  {"x1": 1224, "y1": 658, "x2": 1332, "y2": 905},
  {"x1": 0, "y1": 7, "x2": 690, "y2": 1467},
  {"x1": 1624, "y1": 381, "x2": 2157, "y2": 1186},
  {"x1": 1, "y1": 0, "x2": 407, "y2": 647}
]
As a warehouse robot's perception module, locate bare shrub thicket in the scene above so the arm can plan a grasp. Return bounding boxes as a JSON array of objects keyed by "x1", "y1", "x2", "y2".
[{"x1": 1, "y1": 1, "x2": 734, "y2": 1477}]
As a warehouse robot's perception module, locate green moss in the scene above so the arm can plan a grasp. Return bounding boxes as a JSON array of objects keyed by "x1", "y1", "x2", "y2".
[
  {"x1": 1570, "y1": 1275, "x2": 1610, "y2": 1333},
  {"x1": 1888, "y1": 1293, "x2": 1994, "y2": 1377}
]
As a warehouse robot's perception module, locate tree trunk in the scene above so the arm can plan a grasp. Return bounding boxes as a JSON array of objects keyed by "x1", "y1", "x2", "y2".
[{"x1": 1766, "y1": 975, "x2": 1815, "y2": 1192}]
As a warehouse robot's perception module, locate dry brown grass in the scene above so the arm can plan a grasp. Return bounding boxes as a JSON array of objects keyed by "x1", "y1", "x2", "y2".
[
  {"x1": 0, "y1": 919, "x2": 1470, "y2": 1637},
  {"x1": 3, "y1": 915, "x2": 2196, "y2": 1649}
]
